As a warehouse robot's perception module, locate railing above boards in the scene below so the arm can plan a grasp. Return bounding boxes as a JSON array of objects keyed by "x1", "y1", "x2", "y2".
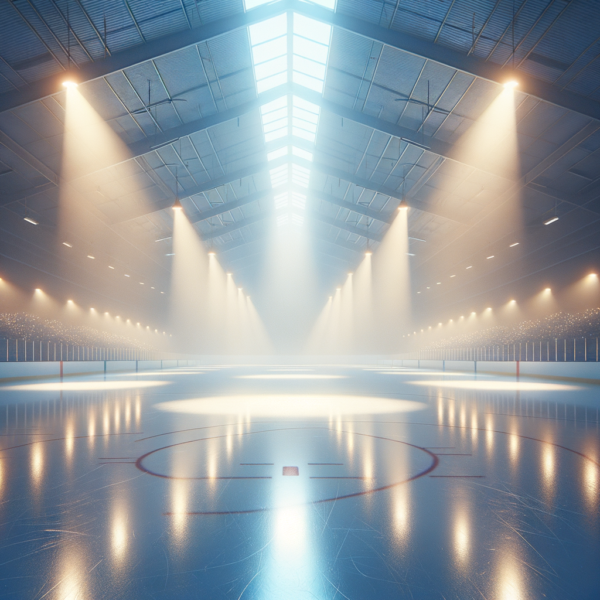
[
  {"x1": 402, "y1": 338, "x2": 600, "y2": 362},
  {"x1": 0, "y1": 339, "x2": 156, "y2": 362}
]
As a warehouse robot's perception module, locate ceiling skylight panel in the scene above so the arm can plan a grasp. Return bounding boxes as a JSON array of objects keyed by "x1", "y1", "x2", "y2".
[
  {"x1": 254, "y1": 55, "x2": 287, "y2": 81},
  {"x1": 292, "y1": 192, "x2": 306, "y2": 209},
  {"x1": 292, "y1": 165, "x2": 310, "y2": 187},
  {"x1": 244, "y1": 0, "x2": 273, "y2": 9},
  {"x1": 274, "y1": 193, "x2": 289, "y2": 209},
  {"x1": 306, "y1": 0, "x2": 336, "y2": 8},
  {"x1": 257, "y1": 71, "x2": 288, "y2": 93},
  {"x1": 263, "y1": 117, "x2": 287, "y2": 133},
  {"x1": 252, "y1": 36, "x2": 287, "y2": 64},
  {"x1": 293, "y1": 55, "x2": 327, "y2": 81},
  {"x1": 293, "y1": 107, "x2": 319, "y2": 124},
  {"x1": 292, "y1": 118, "x2": 317, "y2": 133},
  {"x1": 262, "y1": 107, "x2": 288, "y2": 125},
  {"x1": 265, "y1": 128, "x2": 287, "y2": 142},
  {"x1": 292, "y1": 127, "x2": 316, "y2": 143},
  {"x1": 292, "y1": 71, "x2": 324, "y2": 93},
  {"x1": 277, "y1": 214, "x2": 289, "y2": 227},
  {"x1": 270, "y1": 165, "x2": 288, "y2": 187},
  {"x1": 293, "y1": 96, "x2": 320, "y2": 114},
  {"x1": 292, "y1": 147, "x2": 313, "y2": 161},
  {"x1": 268, "y1": 147, "x2": 288, "y2": 161},
  {"x1": 261, "y1": 97, "x2": 287, "y2": 116},
  {"x1": 249, "y1": 15, "x2": 286, "y2": 45},
  {"x1": 291, "y1": 213, "x2": 304, "y2": 226},
  {"x1": 293, "y1": 36, "x2": 329, "y2": 64},
  {"x1": 294, "y1": 14, "x2": 331, "y2": 44}
]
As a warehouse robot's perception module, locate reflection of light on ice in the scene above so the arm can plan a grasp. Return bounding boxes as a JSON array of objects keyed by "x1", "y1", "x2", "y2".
[
  {"x1": 509, "y1": 432, "x2": 519, "y2": 464},
  {"x1": 103, "y1": 408, "x2": 110, "y2": 435},
  {"x1": 5, "y1": 381, "x2": 168, "y2": 391},
  {"x1": 114, "y1": 403, "x2": 121, "y2": 433},
  {"x1": 65, "y1": 422, "x2": 74, "y2": 460},
  {"x1": 392, "y1": 486, "x2": 410, "y2": 549},
  {"x1": 275, "y1": 506, "x2": 306, "y2": 554},
  {"x1": 135, "y1": 397, "x2": 141, "y2": 426},
  {"x1": 125, "y1": 401, "x2": 131, "y2": 428},
  {"x1": 410, "y1": 380, "x2": 580, "y2": 391},
  {"x1": 498, "y1": 555, "x2": 524, "y2": 600},
  {"x1": 155, "y1": 395, "x2": 426, "y2": 417},
  {"x1": 170, "y1": 480, "x2": 188, "y2": 544},
  {"x1": 31, "y1": 443, "x2": 43, "y2": 488},
  {"x1": 486, "y1": 416, "x2": 494, "y2": 452},
  {"x1": 453, "y1": 514, "x2": 469, "y2": 568},
  {"x1": 112, "y1": 513, "x2": 128, "y2": 562},
  {"x1": 584, "y1": 459, "x2": 598, "y2": 511}
]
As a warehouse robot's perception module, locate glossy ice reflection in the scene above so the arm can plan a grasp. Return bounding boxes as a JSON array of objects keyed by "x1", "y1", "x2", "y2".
[{"x1": 0, "y1": 365, "x2": 597, "y2": 599}]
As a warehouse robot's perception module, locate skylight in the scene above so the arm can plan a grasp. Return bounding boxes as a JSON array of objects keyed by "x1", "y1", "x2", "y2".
[
  {"x1": 292, "y1": 14, "x2": 331, "y2": 94},
  {"x1": 249, "y1": 15, "x2": 288, "y2": 93},
  {"x1": 260, "y1": 97, "x2": 288, "y2": 142},
  {"x1": 247, "y1": 10, "x2": 332, "y2": 228},
  {"x1": 267, "y1": 147, "x2": 288, "y2": 161},
  {"x1": 292, "y1": 146, "x2": 313, "y2": 161},
  {"x1": 244, "y1": 0, "x2": 336, "y2": 10}
]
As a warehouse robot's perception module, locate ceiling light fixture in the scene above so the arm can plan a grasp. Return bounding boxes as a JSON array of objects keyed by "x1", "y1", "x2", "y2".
[
  {"x1": 544, "y1": 216, "x2": 559, "y2": 225},
  {"x1": 466, "y1": 265, "x2": 472, "y2": 269},
  {"x1": 87, "y1": 255, "x2": 95, "y2": 259},
  {"x1": 63, "y1": 242, "x2": 72, "y2": 248},
  {"x1": 62, "y1": 80, "x2": 78, "y2": 89},
  {"x1": 487, "y1": 255, "x2": 494, "y2": 259},
  {"x1": 24, "y1": 216, "x2": 38, "y2": 225},
  {"x1": 509, "y1": 242, "x2": 519, "y2": 247},
  {"x1": 398, "y1": 199, "x2": 409, "y2": 211},
  {"x1": 503, "y1": 80, "x2": 519, "y2": 89}
]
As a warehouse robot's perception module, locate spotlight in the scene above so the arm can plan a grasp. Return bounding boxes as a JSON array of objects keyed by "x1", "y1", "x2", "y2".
[
  {"x1": 62, "y1": 80, "x2": 78, "y2": 89},
  {"x1": 509, "y1": 242, "x2": 519, "y2": 247},
  {"x1": 503, "y1": 80, "x2": 519, "y2": 89},
  {"x1": 67, "y1": 299, "x2": 73, "y2": 304},
  {"x1": 544, "y1": 216, "x2": 559, "y2": 225},
  {"x1": 238, "y1": 287, "x2": 243, "y2": 291},
  {"x1": 544, "y1": 287, "x2": 551, "y2": 292},
  {"x1": 589, "y1": 273, "x2": 598, "y2": 278},
  {"x1": 87, "y1": 255, "x2": 95, "y2": 259},
  {"x1": 348, "y1": 272, "x2": 353, "y2": 276},
  {"x1": 486, "y1": 307, "x2": 492, "y2": 311},
  {"x1": 24, "y1": 216, "x2": 38, "y2": 225},
  {"x1": 124, "y1": 274, "x2": 130, "y2": 277},
  {"x1": 471, "y1": 311, "x2": 476, "y2": 315},
  {"x1": 487, "y1": 255, "x2": 494, "y2": 259},
  {"x1": 398, "y1": 199, "x2": 409, "y2": 211},
  {"x1": 450, "y1": 274, "x2": 456, "y2": 278},
  {"x1": 509, "y1": 299, "x2": 516, "y2": 304},
  {"x1": 35, "y1": 288, "x2": 42, "y2": 293},
  {"x1": 108, "y1": 265, "x2": 114, "y2": 269},
  {"x1": 365, "y1": 250, "x2": 372, "y2": 256},
  {"x1": 63, "y1": 242, "x2": 72, "y2": 248},
  {"x1": 336, "y1": 287, "x2": 341, "y2": 291},
  {"x1": 227, "y1": 272, "x2": 232, "y2": 276},
  {"x1": 208, "y1": 250, "x2": 216, "y2": 256},
  {"x1": 172, "y1": 197, "x2": 183, "y2": 211},
  {"x1": 139, "y1": 282, "x2": 144, "y2": 285},
  {"x1": 436, "y1": 282, "x2": 441, "y2": 285}
]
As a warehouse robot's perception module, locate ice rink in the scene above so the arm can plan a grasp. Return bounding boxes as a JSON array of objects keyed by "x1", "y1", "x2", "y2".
[{"x1": 0, "y1": 365, "x2": 598, "y2": 599}]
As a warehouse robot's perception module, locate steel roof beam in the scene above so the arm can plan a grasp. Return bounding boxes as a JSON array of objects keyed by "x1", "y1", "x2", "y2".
[
  {"x1": 111, "y1": 156, "x2": 288, "y2": 224},
  {"x1": 0, "y1": 1, "x2": 289, "y2": 114},
  {"x1": 290, "y1": 0, "x2": 600, "y2": 122}
]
